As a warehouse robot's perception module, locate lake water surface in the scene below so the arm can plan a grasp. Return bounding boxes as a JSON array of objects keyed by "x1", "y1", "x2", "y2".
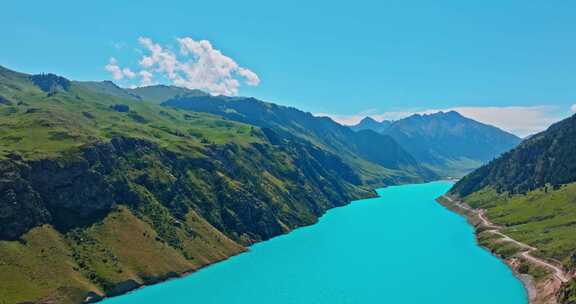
[{"x1": 104, "y1": 181, "x2": 526, "y2": 304}]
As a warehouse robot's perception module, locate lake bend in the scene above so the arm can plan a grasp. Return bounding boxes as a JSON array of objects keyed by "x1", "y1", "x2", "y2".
[{"x1": 103, "y1": 181, "x2": 526, "y2": 304}]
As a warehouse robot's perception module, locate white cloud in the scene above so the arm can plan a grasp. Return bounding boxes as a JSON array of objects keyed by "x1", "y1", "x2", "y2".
[
  {"x1": 238, "y1": 67, "x2": 260, "y2": 86},
  {"x1": 104, "y1": 58, "x2": 136, "y2": 80},
  {"x1": 122, "y1": 68, "x2": 136, "y2": 78},
  {"x1": 571, "y1": 104, "x2": 576, "y2": 113},
  {"x1": 139, "y1": 70, "x2": 154, "y2": 86},
  {"x1": 104, "y1": 58, "x2": 124, "y2": 80},
  {"x1": 105, "y1": 37, "x2": 260, "y2": 95},
  {"x1": 317, "y1": 105, "x2": 565, "y2": 137}
]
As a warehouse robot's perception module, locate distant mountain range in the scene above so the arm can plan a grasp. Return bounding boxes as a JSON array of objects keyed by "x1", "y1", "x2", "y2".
[{"x1": 350, "y1": 111, "x2": 521, "y2": 177}]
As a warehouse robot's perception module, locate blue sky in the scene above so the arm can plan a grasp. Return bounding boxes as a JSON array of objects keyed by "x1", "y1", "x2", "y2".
[{"x1": 2, "y1": 0, "x2": 576, "y2": 135}]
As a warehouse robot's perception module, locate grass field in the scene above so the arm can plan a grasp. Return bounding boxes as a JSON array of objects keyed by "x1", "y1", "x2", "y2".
[
  {"x1": 0, "y1": 206, "x2": 244, "y2": 304},
  {"x1": 463, "y1": 183, "x2": 576, "y2": 267},
  {"x1": 0, "y1": 68, "x2": 260, "y2": 160}
]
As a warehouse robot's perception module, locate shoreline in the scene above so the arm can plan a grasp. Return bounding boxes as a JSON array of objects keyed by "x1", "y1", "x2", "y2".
[
  {"x1": 90, "y1": 181, "x2": 462, "y2": 304},
  {"x1": 87, "y1": 187, "x2": 385, "y2": 303},
  {"x1": 89, "y1": 248, "x2": 248, "y2": 303},
  {"x1": 435, "y1": 194, "x2": 561, "y2": 304}
]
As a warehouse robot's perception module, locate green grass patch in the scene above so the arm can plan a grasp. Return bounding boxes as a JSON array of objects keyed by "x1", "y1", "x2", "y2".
[{"x1": 464, "y1": 183, "x2": 576, "y2": 267}]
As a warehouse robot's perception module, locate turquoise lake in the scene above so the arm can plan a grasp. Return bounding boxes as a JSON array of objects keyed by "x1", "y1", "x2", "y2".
[{"x1": 104, "y1": 181, "x2": 527, "y2": 304}]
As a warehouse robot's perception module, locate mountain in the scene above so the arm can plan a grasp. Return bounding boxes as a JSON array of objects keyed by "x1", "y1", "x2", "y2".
[
  {"x1": 76, "y1": 81, "x2": 143, "y2": 101},
  {"x1": 79, "y1": 83, "x2": 434, "y2": 184},
  {"x1": 451, "y1": 114, "x2": 576, "y2": 196},
  {"x1": 79, "y1": 82, "x2": 435, "y2": 184},
  {"x1": 76, "y1": 82, "x2": 208, "y2": 104},
  {"x1": 448, "y1": 114, "x2": 576, "y2": 303},
  {"x1": 161, "y1": 94, "x2": 436, "y2": 185},
  {"x1": 127, "y1": 85, "x2": 208, "y2": 104},
  {"x1": 351, "y1": 117, "x2": 392, "y2": 133},
  {"x1": 354, "y1": 111, "x2": 521, "y2": 177},
  {"x1": 0, "y1": 65, "x2": 433, "y2": 303}
]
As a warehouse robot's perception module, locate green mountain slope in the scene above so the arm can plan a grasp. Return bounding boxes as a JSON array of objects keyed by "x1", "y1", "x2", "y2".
[
  {"x1": 127, "y1": 85, "x2": 208, "y2": 104},
  {"x1": 353, "y1": 111, "x2": 521, "y2": 177},
  {"x1": 449, "y1": 114, "x2": 576, "y2": 303},
  {"x1": 161, "y1": 94, "x2": 436, "y2": 184},
  {"x1": 0, "y1": 65, "x2": 432, "y2": 303},
  {"x1": 76, "y1": 81, "x2": 143, "y2": 101}
]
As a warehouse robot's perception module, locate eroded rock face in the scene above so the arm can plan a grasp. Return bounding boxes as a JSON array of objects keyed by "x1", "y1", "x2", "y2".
[
  {"x1": 0, "y1": 160, "x2": 50, "y2": 239},
  {"x1": 29, "y1": 73, "x2": 71, "y2": 92},
  {"x1": 0, "y1": 136, "x2": 370, "y2": 244},
  {"x1": 29, "y1": 159, "x2": 115, "y2": 229},
  {"x1": 0, "y1": 155, "x2": 116, "y2": 238}
]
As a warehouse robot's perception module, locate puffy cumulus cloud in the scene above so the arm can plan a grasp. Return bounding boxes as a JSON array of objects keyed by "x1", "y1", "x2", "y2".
[
  {"x1": 105, "y1": 37, "x2": 260, "y2": 96},
  {"x1": 238, "y1": 67, "x2": 260, "y2": 86},
  {"x1": 139, "y1": 70, "x2": 154, "y2": 86},
  {"x1": 122, "y1": 68, "x2": 136, "y2": 78},
  {"x1": 318, "y1": 105, "x2": 566, "y2": 137},
  {"x1": 571, "y1": 104, "x2": 576, "y2": 113},
  {"x1": 104, "y1": 58, "x2": 136, "y2": 80}
]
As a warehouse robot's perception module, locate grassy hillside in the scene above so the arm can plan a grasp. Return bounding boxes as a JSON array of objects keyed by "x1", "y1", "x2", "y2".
[
  {"x1": 449, "y1": 114, "x2": 576, "y2": 303},
  {"x1": 0, "y1": 65, "x2": 434, "y2": 303},
  {"x1": 0, "y1": 69, "x2": 261, "y2": 161},
  {"x1": 0, "y1": 206, "x2": 243, "y2": 304},
  {"x1": 127, "y1": 85, "x2": 207, "y2": 104},
  {"x1": 161, "y1": 94, "x2": 436, "y2": 184},
  {"x1": 461, "y1": 184, "x2": 576, "y2": 265},
  {"x1": 452, "y1": 114, "x2": 576, "y2": 196}
]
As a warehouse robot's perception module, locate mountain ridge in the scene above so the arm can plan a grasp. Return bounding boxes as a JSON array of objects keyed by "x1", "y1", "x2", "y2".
[
  {"x1": 351, "y1": 110, "x2": 521, "y2": 177},
  {"x1": 160, "y1": 94, "x2": 436, "y2": 184},
  {"x1": 351, "y1": 116, "x2": 392, "y2": 133}
]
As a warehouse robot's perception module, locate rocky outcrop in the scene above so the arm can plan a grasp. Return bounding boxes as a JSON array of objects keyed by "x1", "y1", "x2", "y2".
[
  {"x1": 0, "y1": 135, "x2": 372, "y2": 244},
  {"x1": 29, "y1": 73, "x2": 71, "y2": 93},
  {"x1": 0, "y1": 159, "x2": 50, "y2": 240}
]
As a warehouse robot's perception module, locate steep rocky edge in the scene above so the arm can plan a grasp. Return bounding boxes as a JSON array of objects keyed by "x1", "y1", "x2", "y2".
[{"x1": 0, "y1": 134, "x2": 374, "y2": 303}]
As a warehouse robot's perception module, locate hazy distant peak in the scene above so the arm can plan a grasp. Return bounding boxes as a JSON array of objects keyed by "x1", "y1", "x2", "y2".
[
  {"x1": 407, "y1": 110, "x2": 464, "y2": 120},
  {"x1": 351, "y1": 116, "x2": 392, "y2": 132},
  {"x1": 359, "y1": 116, "x2": 379, "y2": 124}
]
